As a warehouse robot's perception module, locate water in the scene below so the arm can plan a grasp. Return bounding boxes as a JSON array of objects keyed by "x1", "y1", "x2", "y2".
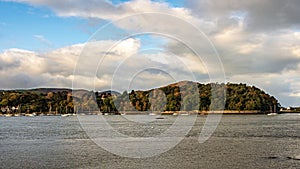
[{"x1": 1, "y1": 114, "x2": 300, "y2": 169}]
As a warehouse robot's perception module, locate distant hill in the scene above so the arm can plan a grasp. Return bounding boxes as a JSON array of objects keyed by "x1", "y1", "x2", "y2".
[
  {"x1": 17, "y1": 88, "x2": 72, "y2": 94},
  {"x1": 0, "y1": 81, "x2": 279, "y2": 114}
]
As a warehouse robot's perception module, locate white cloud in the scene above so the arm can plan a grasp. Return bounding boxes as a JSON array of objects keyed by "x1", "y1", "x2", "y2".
[
  {"x1": 7, "y1": 0, "x2": 194, "y2": 21},
  {"x1": 2, "y1": 38, "x2": 203, "y2": 91},
  {"x1": 0, "y1": 48, "x2": 44, "y2": 75},
  {"x1": 0, "y1": 47, "x2": 76, "y2": 89}
]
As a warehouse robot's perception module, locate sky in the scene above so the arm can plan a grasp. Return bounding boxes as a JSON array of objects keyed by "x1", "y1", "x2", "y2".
[{"x1": 0, "y1": 0, "x2": 300, "y2": 107}]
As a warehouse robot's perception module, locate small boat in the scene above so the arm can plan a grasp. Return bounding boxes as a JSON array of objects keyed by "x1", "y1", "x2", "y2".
[
  {"x1": 61, "y1": 114, "x2": 69, "y2": 117},
  {"x1": 267, "y1": 113, "x2": 278, "y2": 116},
  {"x1": 25, "y1": 113, "x2": 36, "y2": 117},
  {"x1": 25, "y1": 114, "x2": 35, "y2": 117}
]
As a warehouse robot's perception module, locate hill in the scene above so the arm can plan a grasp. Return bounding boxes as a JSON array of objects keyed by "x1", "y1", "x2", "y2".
[
  {"x1": 0, "y1": 81, "x2": 279, "y2": 114},
  {"x1": 109, "y1": 81, "x2": 279, "y2": 113}
]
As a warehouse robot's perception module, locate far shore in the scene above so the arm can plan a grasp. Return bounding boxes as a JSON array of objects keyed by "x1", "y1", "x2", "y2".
[{"x1": 1, "y1": 110, "x2": 297, "y2": 117}]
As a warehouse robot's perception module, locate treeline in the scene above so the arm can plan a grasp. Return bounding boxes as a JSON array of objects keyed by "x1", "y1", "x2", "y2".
[
  {"x1": 0, "y1": 81, "x2": 280, "y2": 114},
  {"x1": 0, "y1": 90, "x2": 74, "y2": 114}
]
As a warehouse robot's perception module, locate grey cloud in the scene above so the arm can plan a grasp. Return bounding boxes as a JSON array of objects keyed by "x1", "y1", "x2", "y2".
[
  {"x1": 222, "y1": 54, "x2": 300, "y2": 76},
  {"x1": 7, "y1": 74, "x2": 31, "y2": 88},
  {"x1": 164, "y1": 40, "x2": 194, "y2": 55},
  {"x1": 186, "y1": 0, "x2": 300, "y2": 31},
  {"x1": 0, "y1": 73, "x2": 48, "y2": 89},
  {"x1": 216, "y1": 17, "x2": 239, "y2": 32},
  {"x1": 244, "y1": 0, "x2": 300, "y2": 31},
  {"x1": 0, "y1": 60, "x2": 21, "y2": 71}
]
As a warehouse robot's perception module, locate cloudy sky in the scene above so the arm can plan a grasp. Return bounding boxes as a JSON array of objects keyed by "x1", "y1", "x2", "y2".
[{"x1": 0, "y1": 0, "x2": 300, "y2": 107}]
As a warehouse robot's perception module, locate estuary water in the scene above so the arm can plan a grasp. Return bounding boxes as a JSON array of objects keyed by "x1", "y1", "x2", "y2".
[{"x1": 1, "y1": 114, "x2": 300, "y2": 169}]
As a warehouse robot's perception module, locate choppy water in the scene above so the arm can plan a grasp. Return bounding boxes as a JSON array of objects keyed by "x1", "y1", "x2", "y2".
[{"x1": 1, "y1": 114, "x2": 300, "y2": 169}]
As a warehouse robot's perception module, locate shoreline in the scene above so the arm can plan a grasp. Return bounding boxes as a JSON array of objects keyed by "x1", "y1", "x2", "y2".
[{"x1": 1, "y1": 110, "x2": 295, "y2": 117}]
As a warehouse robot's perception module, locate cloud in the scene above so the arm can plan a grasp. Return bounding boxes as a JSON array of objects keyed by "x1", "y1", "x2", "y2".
[
  {"x1": 33, "y1": 34, "x2": 53, "y2": 47},
  {"x1": 0, "y1": 47, "x2": 73, "y2": 88},
  {"x1": 212, "y1": 28, "x2": 300, "y2": 75},
  {"x1": 0, "y1": 39, "x2": 146, "y2": 89},
  {"x1": 0, "y1": 48, "x2": 44, "y2": 74},
  {"x1": 6, "y1": 0, "x2": 192, "y2": 20},
  {"x1": 0, "y1": 36, "x2": 210, "y2": 93},
  {"x1": 186, "y1": 0, "x2": 300, "y2": 32},
  {"x1": 75, "y1": 37, "x2": 209, "y2": 91}
]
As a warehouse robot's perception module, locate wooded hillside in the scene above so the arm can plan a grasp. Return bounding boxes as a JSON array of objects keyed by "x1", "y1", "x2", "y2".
[{"x1": 0, "y1": 81, "x2": 279, "y2": 114}]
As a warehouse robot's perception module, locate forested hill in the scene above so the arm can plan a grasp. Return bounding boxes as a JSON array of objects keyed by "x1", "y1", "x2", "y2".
[
  {"x1": 111, "y1": 81, "x2": 279, "y2": 113},
  {"x1": 0, "y1": 81, "x2": 279, "y2": 114}
]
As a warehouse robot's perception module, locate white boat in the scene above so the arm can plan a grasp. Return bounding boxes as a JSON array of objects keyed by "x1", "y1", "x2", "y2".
[
  {"x1": 25, "y1": 114, "x2": 34, "y2": 117},
  {"x1": 267, "y1": 113, "x2": 278, "y2": 116},
  {"x1": 25, "y1": 113, "x2": 36, "y2": 117}
]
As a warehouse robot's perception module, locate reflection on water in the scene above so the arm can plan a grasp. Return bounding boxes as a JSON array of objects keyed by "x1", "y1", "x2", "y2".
[{"x1": 0, "y1": 114, "x2": 300, "y2": 168}]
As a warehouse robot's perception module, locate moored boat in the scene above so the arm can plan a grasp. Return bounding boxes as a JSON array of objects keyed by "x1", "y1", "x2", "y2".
[{"x1": 25, "y1": 113, "x2": 36, "y2": 117}]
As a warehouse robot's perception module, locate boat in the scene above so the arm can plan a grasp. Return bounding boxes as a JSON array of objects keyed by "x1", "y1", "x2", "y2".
[
  {"x1": 61, "y1": 114, "x2": 69, "y2": 117},
  {"x1": 25, "y1": 113, "x2": 36, "y2": 117},
  {"x1": 267, "y1": 113, "x2": 278, "y2": 116}
]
